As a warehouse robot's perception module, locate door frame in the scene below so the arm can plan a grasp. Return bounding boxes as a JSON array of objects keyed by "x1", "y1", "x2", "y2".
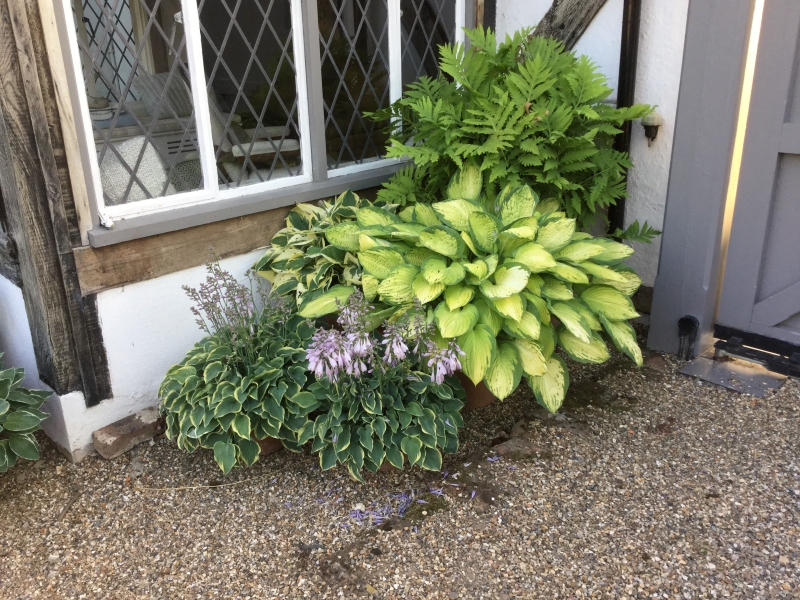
[{"x1": 648, "y1": 0, "x2": 760, "y2": 357}]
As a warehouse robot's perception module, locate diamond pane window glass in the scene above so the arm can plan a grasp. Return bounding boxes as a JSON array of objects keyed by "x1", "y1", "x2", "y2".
[
  {"x1": 73, "y1": 0, "x2": 206, "y2": 206},
  {"x1": 198, "y1": 0, "x2": 302, "y2": 189},
  {"x1": 318, "y1": 0, "x2": 391, "y2": 170},
  {"x1": 400, "y1": 0, "x2": 455, "y2": 87}
]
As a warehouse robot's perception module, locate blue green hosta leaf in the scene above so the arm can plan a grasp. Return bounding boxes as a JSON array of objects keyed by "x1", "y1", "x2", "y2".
[
  {"x1": 325, "y1": 221, "x2": 361, "y2": 251},
  {"x1": 490, "y1": 294, "x2": 525, "y2": 322},
  {"x1": 203, "y1": 361, "x2": 225, "y2": 383},
  {"x1": 413, "y1": 274, "x2": 446, "y2": 303},
  {"x1": 457, "y1": 324, "x2": 497, "y2": 385},
  {"x1": 0, "y1": 398, "x2": 9, "y2": 418},
  {"x1": 420, "y1": 447, "x2": 443, "y2": 471},
  {"x1": 529, "y1": 356, "x2": 570, "y2": 414},
  {"x1": 413, "y1": 203, "x2": 442, "y2": 226},
  {"x1": 2, "y1": 409, "x2": 42, "y2": 431},
  {"x1": 503, "y1": 311, "x2": 541, "y2": 340},
  {"x1": 554, "y1": 241, "x2": 605, "y2": 263},
  {"x1": 446, "y1": 159, "x2": 482, "y2": 201},
  {"x1": 359, "y1": 248, "x2": 405, "y2": 280},
  {"x1": 514, "y1": 242, "x2": 557, "y2": 272},
  {"x1": 499, "y1": 185, "x2": 537, "y2": 226},
  {"x1": 581, "y1": 285, "x2": 639, "y2": 320},
  {"x1": 401, "y1": 436, "x2": 423, "y2": 466},
  {"x1": 378, "y1": 264, "x2": 418, "y2": 305},
  {"x1": 213, "y1": 441, "x2": 236, "y2": 474},
  {"x1": 406, "y1": 247, "x2": 437, "y2": 267},
  {"x1": 591, "y1": 238, "x2": 635, "y2": 264},
  {"x1": 442, "y1": 262, "x2": 466, "y2": 286},
  {"x1": 297, "y1": 285, "x2": 355, "y2": 318},
  {"x1": 549, "y1": 301, "x2": 592, "y2": 343},
  {"x1": 385, "y1": 445, "x2": 404, "y2": 468},
  {"x1": 473, "y1": 299, "x2": 503, "y2": 335},
  {"x1": 435, "y1": 302, "x2": 479, "y2": 337},
  {"x1": 432, "y1": 199, "x2": 482, "y2": 231},
  {"x1": 479, "y1": 264, "x2": 530, "y2": 299},
  {"x1": 468, "y1": 212, "x2": 500, "y2": 252},
  {"x1": 546, "y1": 262, "x2": 589, "y2": 284},
  {"x1": 600, "y1": 316, "x2": 643, "y2": 366},
  {"x1": 362, "y1": 274, "x2": 379, "y2": 301},
  {"x1": 484, "y1": 342, "x2": 523, "y2": 400},
  {"x1": 512, "y1": 339, "x2": 547, "y2": 376},
  {"x1": 595, "y1": 268, "x2": 642, "y2": 296},
  {"x1": 558, "y1": 329, "x2": 610, "y2": 364},
  {"x1": 9, "y1": 433, "x2": 39, "y2": 461},
  {"x1": 537, "y1": 218, "x2": 576, "y2": 252},
  {"x1": 541, "y1": 275, "x2": 573, "y2": 300},
  {"x1": 421, "y1": 256, "x2": 448, "y2": 283},
  {"x1": 356, "y1": 206, "x2": 400, "y2": 227},
  {"x1": 418, "y1": 226, "x2": 465, "y2": 258},
  {"x1": 579, "y1": 261, "x2": 627, "y2": 283},
  {"x1": 444, "y1": 283, "x2": 475, "y2": 310},
  {"x1": 237, "y1": 438, "x2": 260, "y2": 467}
]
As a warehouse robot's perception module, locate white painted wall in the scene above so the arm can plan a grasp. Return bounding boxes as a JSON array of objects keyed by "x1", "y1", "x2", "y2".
[
  {"x1": 0, "y1": 276, "x2": 45, "y2": 389},
  {"x1": 495, "y1": 0, "x2": 691, "y2": 286}
]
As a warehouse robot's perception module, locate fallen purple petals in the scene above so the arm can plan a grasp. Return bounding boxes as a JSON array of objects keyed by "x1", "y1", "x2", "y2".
[
  {"x1": 470, "y1": 490, "x2": 476, "y2": 500},
  {"x1": 487, "y1": 456, "x2": 501, "y2": 462}
]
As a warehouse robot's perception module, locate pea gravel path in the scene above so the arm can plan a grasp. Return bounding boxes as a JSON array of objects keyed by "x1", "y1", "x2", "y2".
[{"x1": 1, "y1": 349, "x2": 799, "y2": 599}]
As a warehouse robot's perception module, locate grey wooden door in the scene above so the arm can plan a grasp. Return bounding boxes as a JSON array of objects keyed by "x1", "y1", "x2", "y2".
[{"x1": 717, "y1": 0, "x2": 800, "y2": 346}]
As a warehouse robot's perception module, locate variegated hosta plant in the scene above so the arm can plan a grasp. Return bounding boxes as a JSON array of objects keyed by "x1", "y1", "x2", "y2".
[
  {"x1": 304, "y1": 171, "x2": 643, "y2": 413},
  {"x1": 254, "y1": 190, "x2": 364, "y2": 311}
]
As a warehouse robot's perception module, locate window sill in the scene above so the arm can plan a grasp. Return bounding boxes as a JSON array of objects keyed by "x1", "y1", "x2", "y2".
[{"x1": 86, "y1": 162, "x2": 403, "y2": 247}]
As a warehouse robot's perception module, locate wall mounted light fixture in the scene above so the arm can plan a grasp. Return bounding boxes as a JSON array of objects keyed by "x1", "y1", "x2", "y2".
[{"x1": 642, "y1": 112, "x2": 664, "y2": 146}]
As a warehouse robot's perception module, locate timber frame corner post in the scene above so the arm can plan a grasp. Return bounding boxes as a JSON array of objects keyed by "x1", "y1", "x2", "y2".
[
  {"x1": 648, "y1": 0, "x2": 758, "y2": 357},
  {"x1": 0, "y1": 0, "x2": 111, "y2": 405}
]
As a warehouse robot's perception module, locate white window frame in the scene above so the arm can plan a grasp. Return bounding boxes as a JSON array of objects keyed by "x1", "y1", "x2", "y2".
[{"x1": 55, "y1": 0, "x2": 466, "y2": 244}]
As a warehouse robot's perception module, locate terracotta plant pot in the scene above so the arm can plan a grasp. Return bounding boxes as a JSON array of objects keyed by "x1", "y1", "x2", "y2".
[
  {"x1": 456, "y1": 372, "x2": 496, "y2": 409},
  {"x1": 255, "y1": 436, "x2": 284, "y2": 457}
]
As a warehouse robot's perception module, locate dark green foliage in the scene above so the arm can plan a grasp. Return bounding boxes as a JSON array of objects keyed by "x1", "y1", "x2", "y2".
[
  {"x1": 0, "y1": 355, "x2": 51, "y2": 473},
  {"x1": 371, "y1": 28, "x2": 653, "y2": 236},
  {"x1": 159, "y1": 314, "x2": 317, "y2": 474},
  {"x1": 308, "y1": 372, "x2": 465, "y2": 482}
]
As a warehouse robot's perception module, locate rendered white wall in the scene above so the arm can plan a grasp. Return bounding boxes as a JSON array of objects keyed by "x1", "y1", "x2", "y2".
[
  {"x1": 0, "y1": 276, "x2": 44, "y2": 389},
  {"x1": 495, "y1": 0, "x2": 691, "y2": 286}
]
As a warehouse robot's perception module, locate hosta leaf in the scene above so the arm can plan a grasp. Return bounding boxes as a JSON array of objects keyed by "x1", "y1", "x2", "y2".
[
  {"x1": 446, "y1": 159, "x2": 482, "y2": 201},
  {"x1": 420, "y1": 447, "x2": 443, "y2": 471},
  {"x1": 541, "y1": 276, "x2": 573, "y2": 300},
  {"x1": 418, "y1": 226, "x2": 465, "y2": 258},
  {"x1": 526, "y1": 274, "x2": 544, "y2": 295},
  {"x1": 320, "y1": 445, "x2": 337, "y2": 470},
  {"x1": 558, "y1": 329, "x2": 610, "y2": 364},
  {"x1": 444, "y1": 283, "x2": 475, "y2": 310},
  {"x1": 554, "y1": 242, "x2": 605, "y2": 263},
  {"x1": 434, "y1": 302, "x2": 479, "y2": 337},
  {"x1": 390, "y1": 223, "x2": 425, "y2": 242},
  {"x1": 514, "y1": 243, "x2": 557, "y2": 272},
  {"x1": 359, "y1": 235, "x2": 391, "y2": 251},
  {"x1": 596, "y1": 268, "x2": 642, "y2": 296},
  {"x1": 468, "y1": 212, "x2": 500, "y2": 252},
  {"x1": 490, "y1": 294, "x2": 525, "y2": 322},
  {"x1": 503, "y1": 311, "x2": 541, "y2": 340},
  {"x1": 432, "y1": 199, "x2": 482, "y2": 231},
  {"x1": 378, "y1": 265, "x2": 418, "y2": 305},
  {"x1": 535, "y1": 197, "x2": 561, "y2": 216},
  {"x1": 457, "y1": 324, "x2": 497, "y2": 385},
  {"x1": 362, "y1": 274, "x2": 379, "y2": 301},
  {"x1": 463, "y1": 260, "x2": 489, "y2": 282},
  {"x1": 2, "y1": 410, "x2": 42, "y2": 431},
  {"x1": 237, "y1": 438, "x2": 260, "y2": 467},
  {"x1": 325, "y1": 221, "x2": 361, "y2": 251},
  {"x1": 581, "y1": 285, "x2": 638, "y2": 320},
  {"x1": 460, "y1": 230, "x2": 481, "y2": 256},
  {"x1": 413, "y1": 203, "x2": 442, "y2": 226},
  {"x1": 474, "y1": 298, "x2": 503, "y2": 335},
  {"x1": 529, "y1": 356, "x2": 570, "y2": 414},
  {"x1": 547, "y1": 262, "x2": 589, "y2": 284},
  {"x1": 413, "y1": 274, "x2": 446, "y2": 303},
  {"x1": 421, "y1": 256, "x2": 448, "y2": 283},
  {"x1": 591, "y1": 238, "x2": 635, "y2": 264},
  {"x1": 479, "y1": 264, "x2": 530, "y2": 299},
  {"x1": 499, "y1": 185, "x2": 537, "y2": 225},
  {"x1": 512, "y1": 338, "x2": 547, "y2": 376},
  {"x1": 525, "y1": 293, "x2": 550, "y2": 324},
  {"x1": 356, "y1": 206, "x2": 399, "y2": 227},
  {"x1": 204, "y1": 362, "x2": 225, "y2": 383},
  {"x1": 549, "y1": 301, "x2": 592, "y2": 343},
  {"x1": 401, "y1": 436, "x2": 423, "y2": 466},
  {"x1": 539, "y1": 324, "x2": 557, "y2": 358},
  {"x1": 600, "y1": 316, "x2": 643, "y2": 366},
  {"x1": 359, "y1": 248, "x2": 404, "y2": 280},
  {"x1": 537, "y1": 218, "x2": 576, "y2": 252},
  {"x1": 579, "y1": 261, "x2": 627, "y2": 283},
  {"x1": 406, "y1": 247, "x2": 437, "y2": 267},
  {"x1": 442, "y1": 262, "x2": 466, "y2": 285},
  {"x1": 213, "y1": 441, "x2": 236, "y2": 474},
  {"x1": 484, "y1": 342, "x2": 522, "y2": 400},
  {"x1": 398, "y1": 205, "x2": 416, "y2": 222},
  {"x1": 385, "y1": 445, "x2": 404, "y2": 468},
  {"x1": 503, "y1": 216, "x2": 539, "y2": 239},
  {"x1": 298, "y1": 285, "x2": 355, "y2": 317},
  {"x1": 8, "y1": 433, "x2": 39, "y2": 461}
]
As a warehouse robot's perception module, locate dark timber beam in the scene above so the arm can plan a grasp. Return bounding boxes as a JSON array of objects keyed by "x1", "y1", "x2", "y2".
[
  {"x1": 533, "y1": 0, "x2": 610, "y2": 50},
  {"x1": 0, "y1": 0, "x2": 111, "y2": 403}
]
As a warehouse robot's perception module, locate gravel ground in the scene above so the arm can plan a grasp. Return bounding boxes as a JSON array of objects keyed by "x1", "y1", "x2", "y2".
[{"x1": 1, "y1": 347, "x2": 799, "y2": 599}]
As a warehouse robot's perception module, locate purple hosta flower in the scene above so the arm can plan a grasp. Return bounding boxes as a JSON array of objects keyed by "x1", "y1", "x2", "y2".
[
  {"x1": 306, "y1": 328, "x2": 349, "y2": 382},
  {"x1": 470, "y1": 490, "x2": 476, "y2": 501},
  {"x1": 381, "y1": 322, "x2": 409, "y2": 366},
  {"x1": 487, "y1": 455, "x2": 501, "y2": 462},
  {"x1": 424, "y1": 339, "x2": 464, "y2": 384}
]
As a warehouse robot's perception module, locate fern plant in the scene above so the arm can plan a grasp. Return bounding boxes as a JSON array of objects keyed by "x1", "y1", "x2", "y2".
[{"x1": 370, "y1": 28, "x2": 655, "y2": 238}]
